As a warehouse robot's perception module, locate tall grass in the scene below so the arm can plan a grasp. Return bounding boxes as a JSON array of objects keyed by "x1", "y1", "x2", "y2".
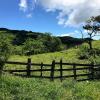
[{"x1": 0, "y1": 73, "x2": 100, "y2": 100}]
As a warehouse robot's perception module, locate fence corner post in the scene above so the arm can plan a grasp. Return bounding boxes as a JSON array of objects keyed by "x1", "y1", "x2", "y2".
[{"x1": 27, "y1": 58, "x2": 31, "y2": 77}]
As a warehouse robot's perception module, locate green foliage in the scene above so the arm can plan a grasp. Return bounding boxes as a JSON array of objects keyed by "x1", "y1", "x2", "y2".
[
  {"x1": 13, "y1": 46, "x2": 23, "y2": 55},
  {"x1": 77, "y1": 42, "x2": 100, "y2": 79},
  {"x1": 0, "y1": 30, "x2": 65, "y2": 55},
  {"x1": 83, "y1": 15, "x2": 100, "y2": 49},
  {"x1": 23, "y1": 38, "x2": 45, "y2": 55},
  {"x1": 78, "y1": 44, "x2": 100, "y2": 61},
  {"x1": 78, "y1": 45, "x2": 89, "y2": 60},
  {"x1": 0, "y1": 33, "x2": 13, "y2": 76},
  {"x1": 38, "y1": 33, "x2": 63, "y2": 52},
  {"x1": 20, "y1": 34, "x2": 64, "y2": 55}
]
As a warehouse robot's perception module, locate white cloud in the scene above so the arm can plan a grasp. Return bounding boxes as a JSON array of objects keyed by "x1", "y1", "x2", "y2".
[
  {"x1": 26, "y1": 13, "x2": 32, "y2": 18},
  {"x1": 19, "y1": 0, "x2": 100, "y2": 26},
  {"x1": 39, "y1": 0, "x2": 100, "y2": 27},
  {"x1": 60, "y1": 33, "x2": 70, "y2": 37},
  {"x1": 19, "y1": 0, "x2": 37, "y2": 15},
  {"x1": 19, "y1": 0, "x2": 28, "y2": 12},
  {"x1": 60, "y1": 32, "x2": 76, "y2": 37}
]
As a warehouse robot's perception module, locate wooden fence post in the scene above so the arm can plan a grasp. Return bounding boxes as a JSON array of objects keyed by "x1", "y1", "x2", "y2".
[
  {"x1": 60, "y1": 59, "x2": 63, "y2": 82},
  {"x1": 50, "y1": 60, "x2": 55, "y2": 81},
  {"x1": 90, "y1": 63, "x2": 94, "y2": 80},
  {"x1": 73, "y1": 64, "x2": 77, "y2": 80},
  {"x1": 40, "y1": 62, "x2": 43, "y2": 77},
  {"x1": 27, "y1": 58, "x2": 31, "y2": 77}
]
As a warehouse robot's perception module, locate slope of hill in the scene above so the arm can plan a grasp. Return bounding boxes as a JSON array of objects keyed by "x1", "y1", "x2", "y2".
[
  {"x1": 8, "y1": 40, "x2": 100, "y2": 64},
  {"x1": 1, "y1": 40, "x2": 100, "y2": 100},
  {"x1": 0, "y1": 28, "x2": 100, "y2": 100}
]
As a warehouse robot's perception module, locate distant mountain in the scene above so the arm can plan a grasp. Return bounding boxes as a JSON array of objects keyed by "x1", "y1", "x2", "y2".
[
  {"x1": 59, "y1": 36, "x2": 87, "y2": 47},
  {"x1": 0, "y1": 28, "x2": 87, "y2": 46},
  {"x1": 0, "y1": 28, "x2": 45, "y2": 45}
]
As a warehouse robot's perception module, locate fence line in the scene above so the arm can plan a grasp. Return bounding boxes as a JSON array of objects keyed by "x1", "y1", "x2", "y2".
[{"x1": 3, "y1": 58, "x2": 100, "y2": 81}]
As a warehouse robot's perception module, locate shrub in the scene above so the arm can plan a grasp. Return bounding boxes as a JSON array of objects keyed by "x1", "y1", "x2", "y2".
[
  {"x1": 78, "y1": 45, "x2": 89, "y2": 60},
  {"x1": 78, "y1": 45, "x2": 100, "y2": 60}
]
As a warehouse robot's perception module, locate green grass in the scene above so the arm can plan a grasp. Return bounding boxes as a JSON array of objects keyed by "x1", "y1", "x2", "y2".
[
  {"x1": 8, "y1": 40, "x2": 100, "y2": 63},
  {"x1": 1, "y1": 40, "x2": 100, "y2": 100},
  {"x1": 5, "y1": 48, "x2": 89, "y2": 79},
  {"x1": 0, "y1": 73, "x2": 100, "y2": 100}
]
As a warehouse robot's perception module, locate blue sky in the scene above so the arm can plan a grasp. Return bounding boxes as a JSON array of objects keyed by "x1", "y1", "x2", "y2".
[{"x1": 0, "y1": 0, "x2": 100, "y2": 39}]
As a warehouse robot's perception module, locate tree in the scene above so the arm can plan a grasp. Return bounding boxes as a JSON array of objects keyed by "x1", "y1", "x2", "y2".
[
  {"x1": 83, "y1": 15, "x2": 100, "y2": 49},
  {"x1": 0, "y1": 33, "x2": 13, "y2": 76},
  {"x1": 23, "y1": 38, "x2": 45, "y2": 55},
  {"x1": 39, "y1": 34, "x2": 63, "y2": 52}
]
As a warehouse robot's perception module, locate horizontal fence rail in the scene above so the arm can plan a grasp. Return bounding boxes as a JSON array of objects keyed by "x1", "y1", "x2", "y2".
[{"x1": 3, "y1": 58, "x2": 100, "y2": 81}]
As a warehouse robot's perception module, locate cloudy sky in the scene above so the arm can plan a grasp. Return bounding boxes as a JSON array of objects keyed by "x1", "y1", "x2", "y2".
[{"x1": 0, "y1": 0, "x2": 100, "y2": 38}]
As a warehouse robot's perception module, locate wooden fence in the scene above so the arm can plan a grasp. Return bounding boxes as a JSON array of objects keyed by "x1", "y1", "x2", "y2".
[{"x1": 3, "y1": 58, "x2": 100, "y2": 81}]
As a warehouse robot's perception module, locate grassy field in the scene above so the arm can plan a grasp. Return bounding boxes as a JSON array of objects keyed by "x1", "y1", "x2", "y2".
[
  {"x1": 8, "y1": 40, "x2": 100, "y2": 63},
  {"x1": 1, "y1": 40, "x2": 100, "y2": 100},
  {"x1": 0, "y1": 73, "x2": 100, "y2": 100}
]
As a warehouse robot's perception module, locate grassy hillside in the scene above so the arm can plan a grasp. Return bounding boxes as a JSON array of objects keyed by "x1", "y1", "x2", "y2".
[
  {"x1": 8, "y1": 40, "x2": 100, "y2": 64},
  {"x1": 1, "y1": 40, "x2": 100, "y2": 100}
]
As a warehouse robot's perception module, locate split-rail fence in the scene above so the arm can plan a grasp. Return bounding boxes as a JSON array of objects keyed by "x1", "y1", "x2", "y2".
[{"x1": 3, "y1": 58, "x2": 100, "y2": 81}]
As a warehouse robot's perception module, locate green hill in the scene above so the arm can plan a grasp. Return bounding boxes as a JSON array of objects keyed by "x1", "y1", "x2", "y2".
[
  {"x1": 0, "y1": 28, "x2": 85, "y2": 47},
  {"x1": 0, "y1": 28, "x2": 100, "y2": 100},
  {"x1": 1, "y1": 43, "x2": 100, "y2": 100}
]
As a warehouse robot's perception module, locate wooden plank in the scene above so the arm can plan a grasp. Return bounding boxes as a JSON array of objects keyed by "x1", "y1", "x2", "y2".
[
  {"x1": 42, "y1": 64, "x2": 52, "y2": 67},
  {"x1": 61, "y1": 67, "x2": 91, "y2": 71},
  {"x1": 55, "y1": 62, "x2": 100, "y2": 67},
  {"x1": 12, "y1": 73, "x2": 27, "y2": 77},
  {"x1": 77, "y1": 78, "x2": 90, "y2": 81},
  {"x1": 30, "y1": 69, "x2": 51, "y2": 71},
  {"x1": 94, "y1": 68, "x2": 100, "y2": 71},
  {"x1": 5, "y1": 61, "x2": 100, "y2": 67},
  {"x1": 76, "y1": 73, "x2": 91, "y2": 77},
  {"x1": 5, "y1": 61, "x2": 27, "y2": 65},
  {"x1": 3, "y1": 70, "x2": 27, "y2": 72},
  {"x1": 62, "y1": 73, "x2": 91, "y2": 78},
  {"x1": 31, "y1": 63, "x2": 51, "y2": 66},
  {"x1": 54, "y1": 67, "x2": 91, "y2": 71},
  {"x1": 30, "y1": 75, "x2": 51, "y2": 78}
]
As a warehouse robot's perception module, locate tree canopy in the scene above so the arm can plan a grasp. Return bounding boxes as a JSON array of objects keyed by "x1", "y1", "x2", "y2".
[{"x1": 83, "y1": 15, "x2": 100, "y2": 49}]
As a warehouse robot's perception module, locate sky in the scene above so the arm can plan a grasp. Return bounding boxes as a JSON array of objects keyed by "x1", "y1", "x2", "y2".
[{"x1": 0, "y1": 0, "x2": 100, "y2": 39}]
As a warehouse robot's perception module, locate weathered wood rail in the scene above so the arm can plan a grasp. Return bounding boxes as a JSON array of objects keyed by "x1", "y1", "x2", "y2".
[{"x1": 3, "y1": 58, "x2": 100, "y2": 81}]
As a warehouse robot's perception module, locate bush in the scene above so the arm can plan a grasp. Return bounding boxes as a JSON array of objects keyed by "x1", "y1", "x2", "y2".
[
  {"x1": 78, "y1": 45, "x2": 100, "y2": 79},
  {"x1": 23, "y1": 38, "x2": 45, "y2": 56},
  {"x1": 78, "y1": 45, "x2": 100, "y2": 60},
  {"x1": 78, "y1": 46, "x2": 89, "y2": 60}
]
